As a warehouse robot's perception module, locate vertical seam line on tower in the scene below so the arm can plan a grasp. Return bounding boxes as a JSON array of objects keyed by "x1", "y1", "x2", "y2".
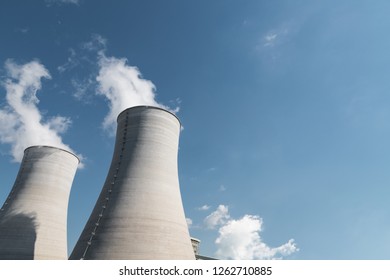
[{"x1": 80, "y1": 112, "x2": 128, "y2": 260}]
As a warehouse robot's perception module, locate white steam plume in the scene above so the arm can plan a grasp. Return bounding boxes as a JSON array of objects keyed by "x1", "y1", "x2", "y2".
[
  {"x1": 66, "y1": 35, "x2": 178, "y2": 133},
  {"x1": 96, "y1": 53, "x2": 178, "y2": 133},
  {"x1": 0, "y1": 59, "x2": 80, "y2": 163},
  {"x1": 205, "y1": 205, "x2": 299, "y2": 259}
]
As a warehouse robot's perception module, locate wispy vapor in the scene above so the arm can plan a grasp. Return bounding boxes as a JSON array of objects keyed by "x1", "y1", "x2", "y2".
[
  {"x1": 71, "y1": 77, "x2": 95, "y2": 102},
  {"x1": 82, "y1": 34, "x2": 107, "y2": 52},
  {"x1": 263, "y1": 33, "x2": 278, "y2": 47},
  {"x1": 257, "y1": 20, "x2": 299, "y2": 52},
  {"x1": 0, "y1": 60, "x2": 81, "y2": 164},
  {"x1": 197, "y1": 205, "x2": 211, "y2": 211},
  {"x1": 45, "y1": 0, "x2": 80, "y2": 6},
  {"x1": 205, "y1": 205, "x2": 298, "y2": 259},
  {"x1": 15, "y1": 27, "x2": 29, "y2": 34},
  {"x1": 57, "y1": 48, "x2": 78, "y2": 73},
  {"x1": 261, "y1": 28, "x2": 290, "y2": 49}
]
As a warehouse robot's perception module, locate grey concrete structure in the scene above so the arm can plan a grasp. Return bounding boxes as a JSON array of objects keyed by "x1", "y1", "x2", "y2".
[
  {"x1": 70, "y1": 106, "x2": 194, "y2": 260},
  {"x1": 191, "y1": 237, "x2": 201, "y2": 255},
  {"x1": 0, "y1": 146, "x2": 79, "y2": 260}
]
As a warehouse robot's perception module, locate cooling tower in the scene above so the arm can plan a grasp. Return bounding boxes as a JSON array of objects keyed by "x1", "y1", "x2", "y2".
[
  {"x1": 0, "y1": 146, "x2": 79, "y2": 260},
  {"x1": 70, "y1": 106, "x2": 194, "y2": 260}
]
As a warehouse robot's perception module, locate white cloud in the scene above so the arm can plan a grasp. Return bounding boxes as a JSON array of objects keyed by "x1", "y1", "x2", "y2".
[
  {"x1": 186, "y1": 218, "x2": 193, "y2": 228},
  {"x1": 215, "y1": 215, "x2": 298, "y2": 259},
  {"x1": 197, "y1": 205, "x2": 211, "y2": 211},
  {"x1": 204, "y1": 205, "x2": 230, "y2": 229},
  {"x1": 205, "y1": 205, "x2": 298, "y2": 260},
  {"x1": 219, "y1": 185, "x2": 227, "y2": 192},
  {"x1": 0, "y1": 59, "x2": 82, "y2": 165}
]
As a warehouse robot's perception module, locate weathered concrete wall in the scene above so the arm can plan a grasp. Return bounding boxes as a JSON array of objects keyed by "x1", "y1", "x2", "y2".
[
  {"x1": 70, "y1": 106, "x2": 194, "y2": 260},
  {"x1": 0, "y1": 146, "x2": 79, "y2": 260}
]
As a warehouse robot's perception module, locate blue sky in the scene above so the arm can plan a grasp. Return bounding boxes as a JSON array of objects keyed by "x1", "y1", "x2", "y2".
[{"x1": 1, "y1": 0, "x2": 390, "y2": 259}]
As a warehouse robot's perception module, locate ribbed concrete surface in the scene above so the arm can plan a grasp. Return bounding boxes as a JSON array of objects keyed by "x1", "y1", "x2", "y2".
[
  {"x1": 70, "y1": 106, "x2": 194, "y2": 260},
  {"x1": 0, "y1": 146, "x2": 79, "y2": 260}
]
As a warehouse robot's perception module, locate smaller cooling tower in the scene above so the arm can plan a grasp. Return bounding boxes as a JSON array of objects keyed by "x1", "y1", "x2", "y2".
[
  {"x1": 0, "y1": 146, "x2": 79, "y2": 260},
  {"x1": 70, "y1": 106, "x2": 194, "y2": 260}
]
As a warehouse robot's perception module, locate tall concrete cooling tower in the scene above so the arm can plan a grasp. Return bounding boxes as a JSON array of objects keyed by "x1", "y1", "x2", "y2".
[
  {"x1": 70, "y1": 106, "x2": 194, "y2": 260},
  {"x1": 0, "y1": 146, "x2": 79, "y2": 260}
]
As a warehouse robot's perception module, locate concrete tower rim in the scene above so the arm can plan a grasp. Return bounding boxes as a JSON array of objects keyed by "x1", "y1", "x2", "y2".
[
  {"x1": 116, "y1": 106, "x2": 181, "y2": 126},
  {"x1": 24, "y1": 145, "x2": 80, "y2": 163}
]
